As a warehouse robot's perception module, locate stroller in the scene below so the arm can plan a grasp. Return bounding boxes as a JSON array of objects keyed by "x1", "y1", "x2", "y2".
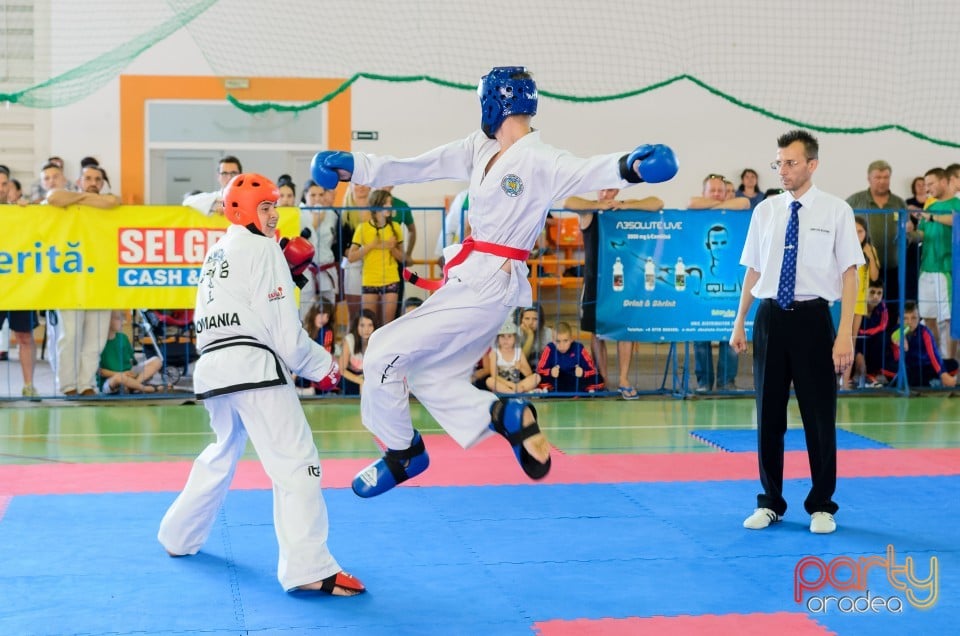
[{"x1": 134, "y1": 309, "x2": 198, "y2": 386}]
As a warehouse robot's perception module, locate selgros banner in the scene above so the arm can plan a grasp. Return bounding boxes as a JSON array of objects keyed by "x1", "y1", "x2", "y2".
[
  {"x1": 1, "y1": 205, "x2": 299, "y2": 310},
  {"x1": 596, "y1": 209, "x2": 755, "y2": 341}
]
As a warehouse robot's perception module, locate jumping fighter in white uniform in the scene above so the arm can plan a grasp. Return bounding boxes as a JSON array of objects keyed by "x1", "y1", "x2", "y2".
[
  {"x1": 157, "y1": 174, "x2": 364, "y2": 596},
  {"x1": 311, "y1": 66, "x2": 679, "y2": 497}
]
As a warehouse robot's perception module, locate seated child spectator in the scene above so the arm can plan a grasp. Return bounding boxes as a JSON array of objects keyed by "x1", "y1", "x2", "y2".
[
  {"x1": 402, "y1": 297, "x2": 423, "y2": 315},
  {"x1": 515, "y1": 305, "x2": 554, "y2": 369},
  {"x1": 305, "y1": 299, "x2": 336, "y2": 354},
  {"x1": 855, "y1": 280, "x2": 893, "y2": 386},
  {"x1": 339, "y1": 308, "x2": 377, "y2": 395},
  {"x1": 297, "y1": 300, "x2": 337, "y2": 395},
  {"x1": 536, "y1": 321, "x2": 605, "y2": 393},
  {"x1": 471, "y1": 350, "x2": 491, "y2": 390},
  {"x1": 98, "y1": 311, "x2": 164, "y2": 394},
  {"x1": 485, "y1": 318, "x2": 541, "y2": 394},
  {"x1": 884, "y1": 301, "x2": 957, "y2": 388}
]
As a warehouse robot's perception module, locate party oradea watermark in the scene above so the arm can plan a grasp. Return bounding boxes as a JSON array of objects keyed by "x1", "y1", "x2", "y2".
[{"x1": 794, "y1": 545, "x2": 938, "y2": 614}]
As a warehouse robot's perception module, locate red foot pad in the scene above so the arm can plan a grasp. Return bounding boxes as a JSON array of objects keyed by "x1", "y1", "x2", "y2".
[
  {"x1": 535, "y1": 612, "x2": 832, "y2": 636},
  {"x1": 320, "y1": 571, "x2": 366, "y2": 595}
]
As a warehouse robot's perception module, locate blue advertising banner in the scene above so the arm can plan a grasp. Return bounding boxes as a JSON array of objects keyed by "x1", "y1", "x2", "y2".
[{"x1": 596, "y1": 210, "x2": 755, "y2": 342}]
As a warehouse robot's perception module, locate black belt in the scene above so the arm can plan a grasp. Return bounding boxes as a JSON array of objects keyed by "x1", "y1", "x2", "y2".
[{"x1": 763, "y1": 297, "x2": 828, "y2": 311}]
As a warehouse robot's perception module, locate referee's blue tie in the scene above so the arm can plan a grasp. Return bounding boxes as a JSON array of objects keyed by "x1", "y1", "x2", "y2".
[{"x1": 776, "y1": 200, "x2": 802, "y2": 309}]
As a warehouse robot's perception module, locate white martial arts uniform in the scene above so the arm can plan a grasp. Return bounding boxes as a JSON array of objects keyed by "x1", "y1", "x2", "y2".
[
  {"x1": 351, "y1": 129, "x2": 634, "y2": 451},
  {"x1": 157, "y1": 224, "x2": 341, "y2": 591}
]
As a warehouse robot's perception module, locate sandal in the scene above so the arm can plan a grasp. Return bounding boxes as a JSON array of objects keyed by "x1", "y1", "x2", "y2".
[{"x1": 617, "y1": 386, "x2": 639, "y2": 400}]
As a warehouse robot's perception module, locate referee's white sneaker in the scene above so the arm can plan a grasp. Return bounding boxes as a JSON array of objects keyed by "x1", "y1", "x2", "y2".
[
  {"x1": 810, "y1": 512, "x2": 837, "y2": 534},
  {"x1": 743, "y1": 507, "x2": 781, "y2": 529}
]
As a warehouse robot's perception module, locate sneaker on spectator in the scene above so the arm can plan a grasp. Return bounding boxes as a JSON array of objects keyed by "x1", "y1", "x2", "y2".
[
  {"x1": 743, "y1": 507, "x2": 781, "y2": 529},
  {"x1": 810, "y1": 511, "x2": 836, "y2": 534},
  {"x1": 21, "y1": 384, "x2": 40, "y2": 400}
]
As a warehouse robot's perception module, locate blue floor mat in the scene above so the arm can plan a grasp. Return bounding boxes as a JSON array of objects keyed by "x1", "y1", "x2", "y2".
[
  {"x1": 690, "y1": 428, "x2": 890, "y2": 452},
  {"x1": 0, "y1": 477, "x2": 954, "y2": 635}
]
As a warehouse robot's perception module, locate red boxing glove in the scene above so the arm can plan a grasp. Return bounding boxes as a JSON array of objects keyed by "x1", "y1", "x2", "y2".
[
  {"x1": 282, "y1": 236, "x2": 314, "y2": 277},
  {"x1": 313, "y1": 361, "x2": 341, "y2": 392}
]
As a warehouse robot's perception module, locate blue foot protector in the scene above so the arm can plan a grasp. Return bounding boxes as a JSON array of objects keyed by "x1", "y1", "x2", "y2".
[
  {"x1": 489, "y1": 399, "x2": 551, "y2": 480},
  {"x1": 352, "y1": 430, "x2": 430, "y2": 498}
]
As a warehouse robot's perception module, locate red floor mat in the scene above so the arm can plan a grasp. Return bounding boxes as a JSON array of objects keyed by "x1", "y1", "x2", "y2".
[{"x1": 2, "y1": 437, "x2": 959, "y2": 495}]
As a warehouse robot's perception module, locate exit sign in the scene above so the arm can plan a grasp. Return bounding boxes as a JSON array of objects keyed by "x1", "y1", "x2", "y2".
[{"x1": 352, "y1": 131, "x2": 379, "y2": 141}]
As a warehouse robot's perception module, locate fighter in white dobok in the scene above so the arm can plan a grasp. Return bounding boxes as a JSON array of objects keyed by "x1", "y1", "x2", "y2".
[
  {"x1": 157, "y1": 174, "x2": 363, "y2": 596},
  {"x1": 312, "y1": 66, "x2": 679, "y2": 498}
]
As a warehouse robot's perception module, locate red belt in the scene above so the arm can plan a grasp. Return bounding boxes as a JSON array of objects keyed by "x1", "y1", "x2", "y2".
[{"x1": 402, "y1": 237, "x2": 530, "y2": 291}]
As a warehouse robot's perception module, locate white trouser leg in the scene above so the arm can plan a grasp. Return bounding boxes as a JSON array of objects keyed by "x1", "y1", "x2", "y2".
[
  {"x1": 158, "y1": 395, "x2": 249, "y2": 555},
  {"x1": 56, "y1": 310, "x2": 81, "y2": 392},
  {"x1": 158, "y1": 386, "x2": 339, "y2": 590},
  {"x1": 79, "y1": 310, "x2": 111, "y2": 392},
  {"x1": 230, "y1": 385, "x2": 339, "y2": 590},
  {"x1": 360, "y1": 272, "x2": 510, "y2": 450}
]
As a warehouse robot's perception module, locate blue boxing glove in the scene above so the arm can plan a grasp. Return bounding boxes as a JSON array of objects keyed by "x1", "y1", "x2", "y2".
[
  {"x1": 619, "y1": 144, "x2": 678, "y2": 184},
  {"x1": 311, "y1": 151, "x2": 355, "y2": 190}
]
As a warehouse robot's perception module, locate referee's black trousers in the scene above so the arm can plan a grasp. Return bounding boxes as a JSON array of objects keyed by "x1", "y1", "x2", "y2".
[{"x1": 752, "y1": 298, "x2": 839, "y2": 516}]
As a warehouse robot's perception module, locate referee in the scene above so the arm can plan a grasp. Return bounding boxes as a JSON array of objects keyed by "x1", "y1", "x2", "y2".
[{"x1": 730, "y1": 130, "x2": 864, "y2": 535}]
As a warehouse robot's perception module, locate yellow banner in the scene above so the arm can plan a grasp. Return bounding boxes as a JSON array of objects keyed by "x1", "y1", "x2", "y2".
[{"x1": 1, "y1": 205, "x2": 300, "y2": 310}]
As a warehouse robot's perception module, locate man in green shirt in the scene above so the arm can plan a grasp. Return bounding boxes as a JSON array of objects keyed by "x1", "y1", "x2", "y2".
[
  {"x1": 845, "y1": 160, "x2": 913, "y2": 309},
  {"x1": 917, "y1": 168, "x2": 956, "y2": 358}
]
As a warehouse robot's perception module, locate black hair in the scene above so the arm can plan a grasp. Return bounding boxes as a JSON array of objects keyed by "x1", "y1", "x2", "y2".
[
  {"x1": 300, "y1": 179, "x2": 317, "y2": 205},
  {"x1": 776, "y1": 129, "x2": 819, "y2": 160},
  {"x1": 219, "y1": 155, "x2": 243, "y2": 172},
  {"x1": 277, "y1": 174, "x2": 296, "y2": 198},
  {"x1": 853, "y1": 215, "x2": 872, "y2": 247},
  {"x1": 349, "y1": 309, "x2": 379, "y2": 354},
  {"x1": 738, "y1": 168, "x2": 759, "y2": 192}
]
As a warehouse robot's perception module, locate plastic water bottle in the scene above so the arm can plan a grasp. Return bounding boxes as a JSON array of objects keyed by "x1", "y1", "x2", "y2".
[
  {"x1": 675, "y1": 257, "x2": 686, "y2": 291},
  {"x1": 644, "y1": 257, "x2": 655, "y2": 291},
  {"x1": 613, "y1": 257, "x2": 625, "y2": 292}
]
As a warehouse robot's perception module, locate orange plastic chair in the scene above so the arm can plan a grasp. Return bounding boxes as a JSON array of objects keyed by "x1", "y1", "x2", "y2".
[{"x1": 547, "y1": 216, "x2": 584, "y2": 259}]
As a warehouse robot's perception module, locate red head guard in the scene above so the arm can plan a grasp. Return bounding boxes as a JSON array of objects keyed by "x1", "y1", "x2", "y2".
[{"x1": 222, "y1": 173, "x2": 279, "y2": 234}]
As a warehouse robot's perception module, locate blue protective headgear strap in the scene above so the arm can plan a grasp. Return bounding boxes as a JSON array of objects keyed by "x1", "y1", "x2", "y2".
[{"x1": 478, "y1": 66, "x2": 538, "y2": 139}]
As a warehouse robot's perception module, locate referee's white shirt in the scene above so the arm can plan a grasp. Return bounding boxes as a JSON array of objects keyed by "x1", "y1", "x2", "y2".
[{"x1": 740, "y1": 186, "x2": 865, "y2": 302}]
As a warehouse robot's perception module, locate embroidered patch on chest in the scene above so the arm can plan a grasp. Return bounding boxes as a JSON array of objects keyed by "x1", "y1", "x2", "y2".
[{"x1": 501, "y1": 174, "x2": 524, "y2": 197}]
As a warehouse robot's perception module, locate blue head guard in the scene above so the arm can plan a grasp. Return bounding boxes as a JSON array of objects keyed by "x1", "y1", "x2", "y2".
[{"x1": 478, "y1": 66, "x2": 538, "y2": 138}]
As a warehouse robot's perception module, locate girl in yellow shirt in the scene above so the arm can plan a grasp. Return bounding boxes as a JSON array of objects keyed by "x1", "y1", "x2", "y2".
[{"x1": 347, "y1": 189, "x2": 405, "y2": 326}]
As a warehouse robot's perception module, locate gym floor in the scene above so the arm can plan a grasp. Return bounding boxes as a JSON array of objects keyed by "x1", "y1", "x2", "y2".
[{"x1": 1, "y1": 395, "x2": 958, "y2": 635}]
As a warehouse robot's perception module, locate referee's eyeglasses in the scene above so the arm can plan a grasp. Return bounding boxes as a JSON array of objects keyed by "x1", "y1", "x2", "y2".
[{"x1": 769, "y1": 159, "x2": 809, "y2": 171}]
